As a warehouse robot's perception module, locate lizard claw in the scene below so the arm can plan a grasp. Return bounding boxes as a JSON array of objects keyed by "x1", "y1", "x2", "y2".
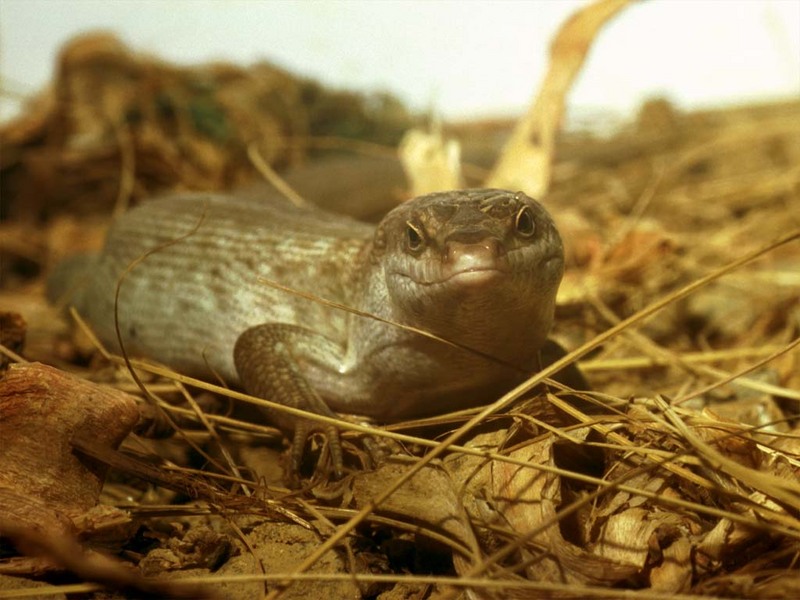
[{"x1": 290, "y1": 421, "x2": 344, "y2": 478}]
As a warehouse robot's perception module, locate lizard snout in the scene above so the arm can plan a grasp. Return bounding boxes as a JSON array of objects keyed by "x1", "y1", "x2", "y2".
[{"x1": 442, "y1": 238, "x2": 509, "y2": 286}]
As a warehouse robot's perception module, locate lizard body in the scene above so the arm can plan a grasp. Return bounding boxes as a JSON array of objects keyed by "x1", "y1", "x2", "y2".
[{"x1": 50, "y1": 188, "x2": 565, "y2": 471}]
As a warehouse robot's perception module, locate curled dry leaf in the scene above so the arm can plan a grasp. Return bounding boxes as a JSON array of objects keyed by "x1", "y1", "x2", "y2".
[
  {"x1": 446, "y1": 427, "x2": 641, "y2": 588},
  {"x1": 487, "y1": 0, "x2": 632, "y2": 196},
  {"x1": 398, "y1": 128, "x2": 463, "y2": 196}
]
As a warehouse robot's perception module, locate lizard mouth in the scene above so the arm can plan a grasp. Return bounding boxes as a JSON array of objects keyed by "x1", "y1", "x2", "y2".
[
  {"x1": 436, "y1": 267, "x2": 508, "y2": 286},
  {"x1": 392, "y1": 266, "x2": 510, "y2": 287}
]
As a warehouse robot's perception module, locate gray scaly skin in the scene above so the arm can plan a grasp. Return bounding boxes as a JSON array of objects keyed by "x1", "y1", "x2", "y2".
[{"x1": 50, "y1": 189, "x2": 565, "y2": 474}]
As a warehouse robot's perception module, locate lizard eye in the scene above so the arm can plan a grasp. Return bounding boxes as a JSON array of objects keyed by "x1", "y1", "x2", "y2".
[
  {"x1": 515, "y1": 207, "x2": 536, "y2": 238},
  {"x1": 405, "y1": 221, "x2": 425, "y2": 253}
]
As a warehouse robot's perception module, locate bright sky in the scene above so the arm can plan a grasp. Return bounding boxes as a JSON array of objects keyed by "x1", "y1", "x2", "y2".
[{"x1": 1, "y1": 0, "x2": 799, "y2": 125}]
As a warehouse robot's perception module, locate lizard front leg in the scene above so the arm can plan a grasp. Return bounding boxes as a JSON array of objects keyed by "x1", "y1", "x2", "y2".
[{"x1": 233, "y1": 323, "x2": 349, "y2": 477}]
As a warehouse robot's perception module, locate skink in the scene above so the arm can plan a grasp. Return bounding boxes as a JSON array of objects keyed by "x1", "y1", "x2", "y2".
[{"x1": 50, "y1": 188, "x2": 565, "y2": 473}]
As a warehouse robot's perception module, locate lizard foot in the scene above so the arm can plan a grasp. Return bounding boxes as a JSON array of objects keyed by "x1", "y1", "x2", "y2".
[{"x1": 290, "y1": 420, "x2": 344, "y2": 479}]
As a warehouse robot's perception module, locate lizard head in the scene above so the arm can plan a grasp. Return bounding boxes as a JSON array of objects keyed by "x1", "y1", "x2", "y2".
[{"x1": 370, "y1": 189, "x2": 564, "y2": 353}]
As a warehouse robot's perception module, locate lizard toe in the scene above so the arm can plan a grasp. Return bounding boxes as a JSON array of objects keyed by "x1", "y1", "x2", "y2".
[{"x1": 290, "y1": 421, "x2": 345, "y2": 479}]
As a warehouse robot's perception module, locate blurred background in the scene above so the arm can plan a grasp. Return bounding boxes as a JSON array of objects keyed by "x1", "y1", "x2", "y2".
[{"x1": 2, "y1": 0, "x2": 798, "y2": 127}]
